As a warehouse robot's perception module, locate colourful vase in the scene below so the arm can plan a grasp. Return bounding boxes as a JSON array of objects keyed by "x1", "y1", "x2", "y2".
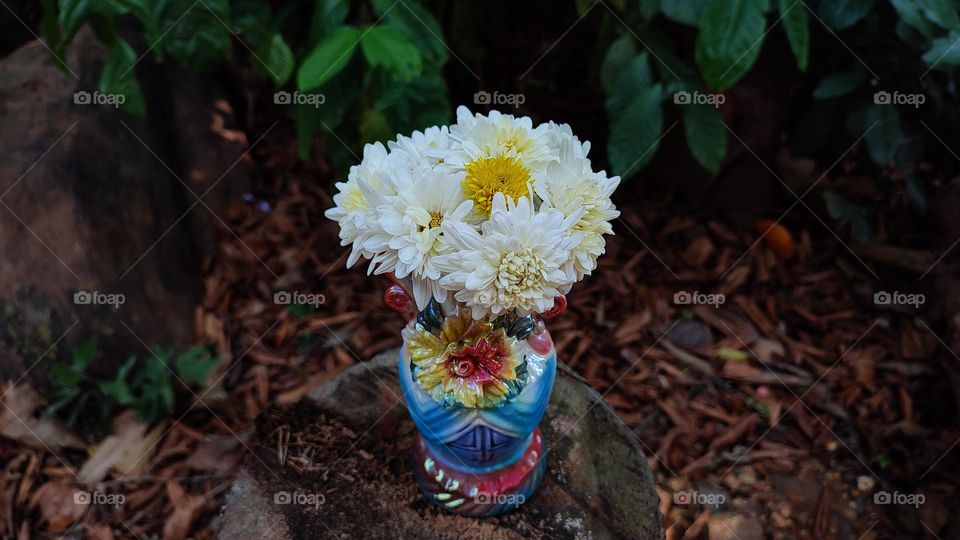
[{"x1": 395, "y1": 298, "x2": 559, "y2": 517}]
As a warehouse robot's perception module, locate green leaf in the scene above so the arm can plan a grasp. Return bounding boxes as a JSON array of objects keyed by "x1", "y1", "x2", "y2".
[
  {"x1": 99, "y1": 38, "x2": 147, "y2": 116},
  {"x1": 155, "y1": 0, "x2": 232, "y2": 71},
  {"x1": 59, "y1": 0, "x2": 94, "y2": 41},
  {"x1": 661, "y1": 0, "x2": 708, "y2": 26},
  {"x1": 233, "y1": 0, "x2": 272, "y2": 44},
  {"x1": 864, "y1": 103, "x2": 901, "y2": 165},
  {"x1": 371, "y1": 0, "x2": 448, "y2": 67},
  {"x1": 818, "y1": 0, "x2": 875, "y2": 31},
  {"x1": 780, "y1": 0, "x2": 809, "y2": 71},
  {"x1": 360, "y1": 107, "x2": 393, "y2": 144},
  {"x1": 49, "y1": 362, "x2": 83, "y2": 386},
  {"x1": 309, "y1": 0, "x2": 349, "y2": 45},
  {"x1": 812, "y1": 70, "x2": 866, "y2": 99},
  {"x1": 682, "y1": 102, "x2": 726, "y2": 174},
  {"x1": 915, "y1": 0, "x2": 960, "y2": 30},
  {"x1": 608, "y1": 84, "x2": 664, "y2": 178},
  {"x1": 890, "y1": 0, "x2": 937, "y2": 38},
  {"x1": 823, "y1": 190, "x2": 872, "y2": 242},
  {"x1": 294, "y1": 60, "x2": 360, "y2": 159},
  {"x1": 695, "y1": 0, "x2": 767, "y2": 90},
  {"x1": 606, "y1": 53, "x2": 653, "y2": 117},
  {"x1": 42, "y1": 0, "x2": 68, "y2": 73},
  {"x1": 174, "y1": 346, "x2": 219, "y2": 386},
  {"x1": 360, "y1": 26, "x2": 423, "y2": 81},
  {"x1": 601, "y1": 36, "x2": 636, "y2": 91},
  {"x1": 922, "y1": 31, "x2": 960, "y2": 70},
  {"x1": 257, "y1": 33, "x2": 294, "y2": 85},
  {"x1": 298, "y1": 26, "x2": 362, "y2": 91},
  {"x1": 374, "y1": 69, "x2": 451, "y2": 134},
  {"x1": 113, "y1": 0, "x2": 161, "y2": 48},
  {"x1": 72, "y1": 336, "x2": 99, "y2": 367}
]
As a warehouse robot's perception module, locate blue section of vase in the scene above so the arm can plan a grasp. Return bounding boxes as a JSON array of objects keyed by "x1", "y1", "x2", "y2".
[{"x1": 399, "y1": 348, "x2": 557, "y2": 471}]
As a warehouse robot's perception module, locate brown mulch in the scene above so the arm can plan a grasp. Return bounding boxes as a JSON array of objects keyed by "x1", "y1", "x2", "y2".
[{"x1": 2, "y1": 120, "x2": 958, "y2": 539}]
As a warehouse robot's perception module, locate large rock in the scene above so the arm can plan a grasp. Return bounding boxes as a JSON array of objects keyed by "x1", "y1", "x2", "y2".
[
  {"x1": 0, "y1": 30, "x2": 249, "y2": 380},
  {"x1": 219, "y1": 351, "x2": 663, "y2": 539}
]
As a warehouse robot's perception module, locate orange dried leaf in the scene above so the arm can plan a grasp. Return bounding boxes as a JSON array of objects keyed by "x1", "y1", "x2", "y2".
[{"x1": 755, "y1": 219, "x2": 796, "y2": 260}]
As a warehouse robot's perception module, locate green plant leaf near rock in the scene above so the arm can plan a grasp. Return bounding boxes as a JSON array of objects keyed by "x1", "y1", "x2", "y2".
[
  {"x1": 155, "y1": 0, "x2": 233, "y2": 71},
  {"x1": 660, "y1": 0, "x2": 709, "y2": 26},
  {"x1": 922, "y1": 31, "x2": 960, "y2": 69},
  {"x1": 608, "y1": 84, "x2": 664, "y2": 179},
  {"x1": 695, "y1": 0, "x2": 768, "y2": 90},
  {"x1": 258, "y1": 33, "x2": 294, "y2": 85},
  {"x1": 601, "y1": 35, "x2": 637, "y2": 92},
  {"x1": 818, "y1": 0, "x2": 876, "y2": 31},
  {"x1": 864, "y1": 102, "x2": 901, "y2": 165},
  {"x1": 780, "y1": 0, "x2": 809, "y2": 71},
  {"x1": 812, "y1": 69, "x2": 867, "y2": 99},
  {"x1": 371, "y1": 0, "x2": 448, "y2": 67},
  {"x1": 605, "y1": 53, "x2": 653, "y2": 117},
  {"x1": 361, "y1": 26, "x2": 423, "y2": 81},
  {"x1": 298, "y1": 26, "x2": 363, "y2": 92},
  {"x1": 682, "y1": 101, "x2": 726, "y2": 174},
  {"x1": 99, "y1": 38, "x2": 147, "y2": 117}
]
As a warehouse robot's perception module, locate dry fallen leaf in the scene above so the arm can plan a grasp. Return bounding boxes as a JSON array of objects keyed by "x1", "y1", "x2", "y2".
[
  {"x1": 0, "y1": 383, "x2": 83, "y2": 450},
  {"x1": 78, "y1": 411, "x2": 166, "y2": 485},
  {"x1": 162, "y1": 481, "x2": 206, "y2": 540},
  {"x1": 28, "y1": 481, "x2": 86, "y2": 531}
]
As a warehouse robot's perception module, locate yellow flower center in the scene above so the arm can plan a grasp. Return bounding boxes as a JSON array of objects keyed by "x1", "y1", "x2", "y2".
[
  {"x1": 497, "y1": 248, "x2": 542, "y2": 294},
  {"x1": 462, "y1": 156, "x2": 532, "y2": 217},
  {"x1": 429, "y1": 211, "x2": 444, "y2": 228}
]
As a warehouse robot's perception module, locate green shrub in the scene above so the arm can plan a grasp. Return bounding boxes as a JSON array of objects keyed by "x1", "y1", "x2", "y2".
[
  {"x1": 45, "y1": 336, "x2": 219, "y2": 432},
  {"x1": 42, "y1": 0, "x2": 451, "y2": 169}
]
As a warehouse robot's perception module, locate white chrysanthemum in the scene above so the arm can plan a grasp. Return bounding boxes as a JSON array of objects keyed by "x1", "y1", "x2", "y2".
[
  {"x1": 447, "y1": 106, "x2": 552, "y2": 217},
  {"x1": 435, "y1": 193, "x2": 583, "y2": 319},
  {"x1": 323, "y1": 142, "x2": 403, "y2": 268},
  {"x1": 388, "y1": 125, "x2": 453, "y2": 168},
  {"x1": 542, "y1": 120, "x2": 591, "y2": 159},
  {"x1": 540, "y1": 139, "x2": 620, "y2": 280},
  {"x1": 363, "y1": 165, "x2": 473, "y2": 309}
]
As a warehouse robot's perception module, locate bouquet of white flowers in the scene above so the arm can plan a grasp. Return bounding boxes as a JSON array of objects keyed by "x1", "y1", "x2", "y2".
[{"x1": 325, "y1": 106, "x2": 620, "y2": 319}]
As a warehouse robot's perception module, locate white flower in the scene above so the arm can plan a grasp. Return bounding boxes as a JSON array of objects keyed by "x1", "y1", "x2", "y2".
[
  {"x1": 447, "y1": 106, "x2": 553, "y2": 173},
  {"x1": 323, "y1": 142, "x2": 402, "y2": 268},
  {"x1": 446, "y1": 106, "x2": 553, "y2": 218},
  {"x1": 388, "y1": 125, "x2": 453, "y2": 168},
  {"x1": 542, "y1": 120, "x2": 591, "y2": 160},
  {"x1": 540, "y1": 139, "x2": 620, "y2": 280},
  {"x1": 435, "y1": 194, "x2": 583, "y2": 319},
  {"x1": 363, "y1": 166, "x2": 473, "y2": 309}
]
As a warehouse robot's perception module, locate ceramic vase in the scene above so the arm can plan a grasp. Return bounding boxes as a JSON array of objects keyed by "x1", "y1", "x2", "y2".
[{"x1": 393, "y1": 296, "x2": 559, "y2": 517}]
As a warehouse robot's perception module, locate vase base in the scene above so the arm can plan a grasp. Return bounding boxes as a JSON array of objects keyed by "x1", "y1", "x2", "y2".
[{"x1": 412, "y1": 428, "x2": 548, "y2": 517}]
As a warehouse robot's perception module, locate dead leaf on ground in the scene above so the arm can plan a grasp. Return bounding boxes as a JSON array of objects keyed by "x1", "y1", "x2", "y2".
[
  {"x1": 0, "y1": 384, "x2": 83, "y2": 450},
  {"x1": 78, "y1": 411, "x2": 166, "y2": 485}
]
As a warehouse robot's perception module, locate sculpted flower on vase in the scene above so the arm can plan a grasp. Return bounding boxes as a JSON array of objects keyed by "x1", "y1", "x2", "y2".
[{"x1": 404, "y1": 312, "x2": 524, "y2": 409}]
